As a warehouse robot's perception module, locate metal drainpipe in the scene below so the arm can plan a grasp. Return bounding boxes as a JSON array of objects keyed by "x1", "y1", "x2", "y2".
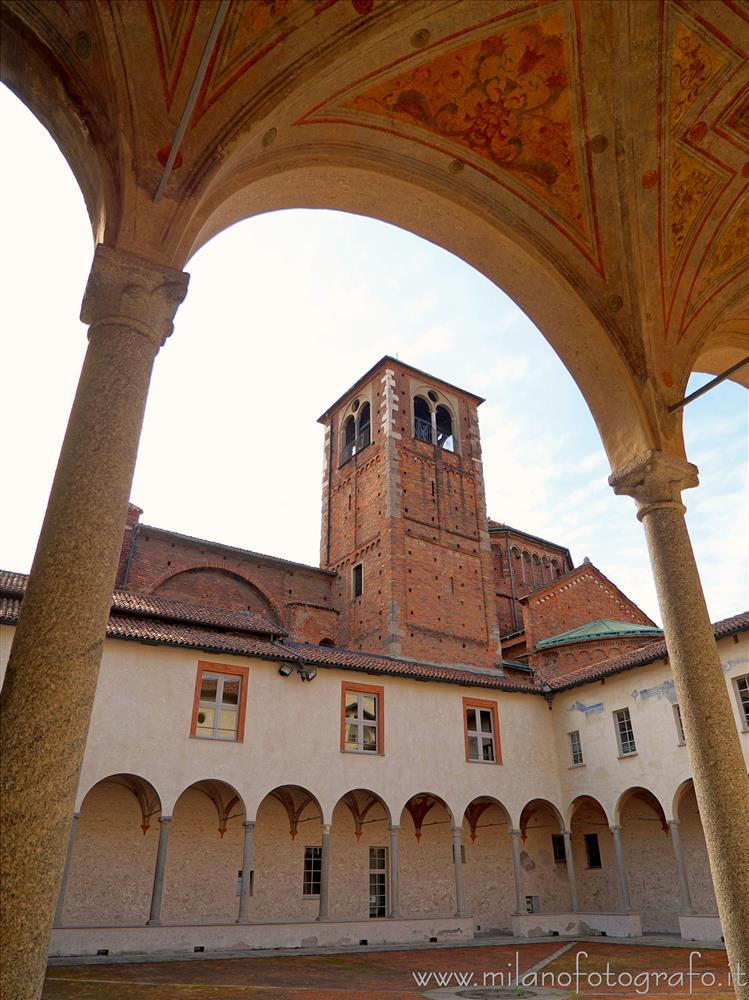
[
  {"x1": 505, "y1": 532, "x2": 519, "y2": 631},
  {"x1": 325, "y1": 418, "x2": 334, "y2": 567}
]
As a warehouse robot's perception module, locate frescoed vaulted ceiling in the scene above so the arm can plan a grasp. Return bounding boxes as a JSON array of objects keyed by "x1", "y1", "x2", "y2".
[{"x1": 1, "y1": 0, "x2": 747, "y2": 464}]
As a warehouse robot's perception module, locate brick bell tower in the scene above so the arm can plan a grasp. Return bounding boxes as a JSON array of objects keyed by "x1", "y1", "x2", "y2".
[{"x1": 318, "y1": 357, "x2": 502, "y2": 669}]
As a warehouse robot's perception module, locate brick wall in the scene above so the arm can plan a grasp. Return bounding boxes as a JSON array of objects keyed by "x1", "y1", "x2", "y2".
[{"x1": 522, "y1": 566, "x2": 654, "y2": 652}]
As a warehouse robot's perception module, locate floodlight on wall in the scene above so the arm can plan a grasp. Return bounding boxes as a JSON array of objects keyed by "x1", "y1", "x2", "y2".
[
  {"x1": 278, "y1": 663, "x2": 294, "y2": 677},
  {"x1": 300, "y1": 664, "x2": 317, "y2": 682}
]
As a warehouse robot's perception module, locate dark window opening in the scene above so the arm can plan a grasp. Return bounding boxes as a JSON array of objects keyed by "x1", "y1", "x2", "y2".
[
  {"x1": 435, "y1": 405, "x2": 455, "y2": 452},
  {"x1": 341, "y1": 402, "x2": 371, "y2": 464},
  {"x1": 319, "y1": 637, "x2": 335, "y2": 647},
  {"x1": 551, "y1": 833, "x2": 566, "y2": 863},
  {"x1": 414, "y1": 395, "x2": 432, "y2": 443},
  {"x1": 352, "y1": 563, "x2": 363, "y2": 599},
  {"x1": 584, "y1": 833, "x2": 602, "y2": 868}
]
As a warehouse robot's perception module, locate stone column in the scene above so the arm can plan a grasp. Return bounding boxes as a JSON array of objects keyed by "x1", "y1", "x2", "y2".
[
  {"x1": 668, "y1": 820, "x2": 693, "y2": 915},
  {"x1": 611, "y1": 451, "x2": 749, "y2": 993},
  {"x1": 452, "y1": 826, "x2": 466, "y2": 917},
  {"x1": 52, "y1": 812, "x2": 80, "y2": 928},
  {"x1": 318, "y1": 824, "x2": 331, "y2": 920},
  {"x1": 147, "y1": 816, "x2": 172, "y2": 925},
  {"x1": 609, "y1": 825, "x2": 631, "y2": 912},
  {"x1": 563, "y1": 830, "x2": 578, "y2": 913},
  {"x1": 388, "y1": 824, "x2": 400, "y2": 918},
  {"x1": 509, "y1": 828, "x2": 525, "y2": 914},
  {"x1": 0, "y1": 245, "x2": 187, "y2": 1000},
  {"x1": 237, "y1": 821, "x2": 255, "y2": 923}
]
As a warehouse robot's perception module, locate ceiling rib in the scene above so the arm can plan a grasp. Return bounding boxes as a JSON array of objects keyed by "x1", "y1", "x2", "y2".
[{"x1": 153, "y1": 0, "x2": 231, "y2": 204}]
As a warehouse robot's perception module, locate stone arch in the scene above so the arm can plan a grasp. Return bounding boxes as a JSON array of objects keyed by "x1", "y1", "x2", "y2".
[
  {"x1": 150, "y1": 565, "x2": 284, "y2": 624},
  {"x1": 519, "y1": 798, "x2": 565, "y2": 839},
  {"x1": 461, "y1": 796, "x2": 514, "y2": 933},
  {"x1": 398, "y1": 792, "x2": 455, "y2": 918},
  {"x1": 162, "y1": 778, "x2": 246, "y2": 923},
  {"x1": 179, "y1": 159, "x2": 660, "y2": 469},
  {"x1": 63, "y1": 773, "x2": 163, "y2": 925},
  {"x1": 566, "y1": 794, "x2": 617, "y2": 915},
  {"x1": 335, "y1": 788, "x2": 393, "y2": 836},
  {"x1": 616, "y1": 785, "x2": 678, "y2": 933},
  {"x1": 252, "y1": 784, "x2": 325, "y2": 921},
  {"x1": 614, "y1": 786, "x2": 668, "y2": 828},
  {"x1": 566, "y1": 794, "x2": 610, "y2": 830},
  {"x1": 672, "y1": 777, "x2": 695, "y2": 824},
  {"x1": 671, "y1": 778, "x2": 718, "y2": 916}
]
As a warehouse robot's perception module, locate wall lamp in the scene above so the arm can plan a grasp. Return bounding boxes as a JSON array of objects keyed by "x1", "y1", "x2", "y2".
[{"x1": 278, "y1": 659, "x2": 317, "y2": 682}]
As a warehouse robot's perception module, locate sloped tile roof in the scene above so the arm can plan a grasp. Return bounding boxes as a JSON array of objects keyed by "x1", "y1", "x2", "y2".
[
  {"x1": 549, "y1": 611, "x2": 749, "y2": 691},
  {"x1": 1, "y1": 570, "x2": 746, "y2": 696},
  {"x1": 0, "y1": 570, "x2": 286, "y2": 638}
]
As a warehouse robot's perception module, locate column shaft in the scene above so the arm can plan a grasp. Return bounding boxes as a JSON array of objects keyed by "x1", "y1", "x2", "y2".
[
  {"x1": 53, "y1": 813, "x2": 80, "y2": 928},
  {"x1": 388, "y1": 825, "x2": 400, "y2": 918},
  {"x1": 611, "y1": 451, "x2": 749, "y2": 993},
  {"x1": 0, "y1": 246, "x2": 187, "y2": 1000},
  {"x1": 148, "y1": 817, "x2": 172, "y2": 925},
  {"x1": 668, "y1": 820, "x2": 693, "y2": 915},
  {"x1": 452, "y1": 827, "x2": 466, "y2": 917},
  {"x1": 237, "y1": 821, "x2": 255, "y2": 923},
  {"x1": 509, "y1": 829, "x2": 525, "y2": 914},
  {"x1": 563, "y1": 830, "x2": 578, "y2": 913},
  {"x1": 610, "y1": 826, "x2": 631, "y2": 912},
  {"x1": 318, "y1": 825, "x2": 331, "y2": 920}
]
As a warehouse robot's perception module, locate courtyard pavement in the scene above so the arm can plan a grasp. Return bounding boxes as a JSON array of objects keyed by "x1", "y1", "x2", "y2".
[{"x1": 43, "y1": 940, "x2": 734, "y2": 999}]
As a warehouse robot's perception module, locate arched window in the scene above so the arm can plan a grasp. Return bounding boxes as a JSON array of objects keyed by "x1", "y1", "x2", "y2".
[
  {"x1": 358, "y1": 402, "x2": 370, "y2": 448},
  {"x1": 340, "y1": 400, "x2": 372, "y2": 464},
  {"x1": 414, "y1": 396, "x2": 432, "y2": 442},
  {"x1": 435, "y1": 405, "x2": 454, "y2": 452},
  {"x1": 413, "y1": 391, "x2": 458, "y2": 451}
]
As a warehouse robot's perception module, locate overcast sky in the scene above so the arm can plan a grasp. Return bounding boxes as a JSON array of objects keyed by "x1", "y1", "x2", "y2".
[{"x1": 1, "y1": 84, "x2": 746, "y2": 625}]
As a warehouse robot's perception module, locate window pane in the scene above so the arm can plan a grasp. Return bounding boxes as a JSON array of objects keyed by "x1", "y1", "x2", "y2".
[
  {"x1": 345, "y1": 695, "x2": 359, "y2": 718},
  {"x1": 345, "y1": 723, "x2": 359, "y2": 749},
  {"x1": 468, "y1": 736, "x2": 479, "y2": 760},
  {"x1": 195, "y1": 707, "x2": 215, "y2": 736},
  {"x1": 218, "y1": 709, "x2": 238, "y2": 738},
  {"x1": 466, "y1": 708, "x2": 477, "y2": 731},
  {"x1": 481, "y1": 737, "x2": 495, "y2": 761},
  {"x1": 362, "y1": 726, "x2": 377, "y2": 752},
  {"x1": 361, "y1": 695, "x2": 376, "y2": 721},
  {"x1": 369, "y1": 847, "x2": 386, "y2": 869},
  {"x1": 479, "y1": 710, "x2": 493, "y2": 734},
  {"x1": 222, "y1": 678, "x2": 240, "y2": 705},
  {"x1": 200, "y1": 675, "x2": 218, "y2": 702}
]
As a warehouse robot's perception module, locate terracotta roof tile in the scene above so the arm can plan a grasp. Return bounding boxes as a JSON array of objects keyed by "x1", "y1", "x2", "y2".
[{"x1": 0, "y1": 570, "x2": 286, "y2": 638}]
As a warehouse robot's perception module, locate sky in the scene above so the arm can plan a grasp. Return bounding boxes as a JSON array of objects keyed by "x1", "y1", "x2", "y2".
[{"x1": 1, "y1": 84, "x2": 747, "y2": 625}]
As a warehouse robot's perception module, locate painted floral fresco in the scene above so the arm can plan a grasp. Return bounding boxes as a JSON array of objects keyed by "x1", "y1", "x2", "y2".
[{"x1": 346, "y1": 15, "x2": 589, "y2": 240}]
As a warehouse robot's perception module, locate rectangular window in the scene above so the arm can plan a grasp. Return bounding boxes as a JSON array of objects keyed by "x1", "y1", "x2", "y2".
[
  {"x1": 368, "y1": 847, "x2": 387, "y2": 918},
  {"x1": 303, "y1": 847, "x2": 322, "y2": 896},
  {"x1": 569, "y1": 730, "x2": 584, "y2": 766},
  {"x1": 525, "y1": 895, "x2": 540, "y2": 914},
  {"x1": 352, "y1": 563, "x2": 363, "y2": 599},
  {"x1": 463, "y1": 698, "x2": 502, "y2": 764},
  {"x1": 584, "y1": 833, "x2": 602, "y2": 868},
  {"x1": 341, "y1": 682, "x2": 384, "y2": 754},
  {"x1": 673, "y1": 704, "x2": 686, "y2": 745},
  {"x1": 551, "y1": 833, "x2": 567, "y2": 863},
  {"x1": 614, "y1": 707, "x2": 637, "y2": 756},
  {"x1": 236, "y1": 869, "x2": 254, "y2": 896},
  {"x1": 190, "y1": 662, "x2": 249, "y2": 742},
  {"x1": 734, "y1": 675, "x2": 749, "y2": 730}
]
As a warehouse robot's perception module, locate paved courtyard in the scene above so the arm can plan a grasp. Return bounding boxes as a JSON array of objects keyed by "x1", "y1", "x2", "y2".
[{"x1": 43, "y1": 940, "x2": 733, "y2": 999}]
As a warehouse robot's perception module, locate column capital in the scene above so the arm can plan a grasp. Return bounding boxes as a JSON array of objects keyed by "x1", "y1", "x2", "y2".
[
  {"x1": 509, "y1": 827, "x2": 521, "y2": 838},
  {"x1": 321, "y1": 824, "x2": 331, "y2": 835},
  {"x1": 80, "y1": 245, "x2": 189, "y2": 350},
  {"x1": 562, "y1": 829, "x2": 572, "y2": 839},
  {"x1": 667, "y1": 818, "x2": 679, "y2": 829},
  {"x1": 608, "y1": 450, "x2": 699, "y2": 521},
  {"x1": 609, "y1": 824, "x2": 621, "y2": 833},
  {"x1": 72, "y1": 812, "x2": 81, "y2": 820},
  {"x1": 388, "y1": 824, "x2": 400, "y2": 833},
  {"x1": 242, "y1": 820, "x2": 256, "y2": 829},
  {"x1": 159, "y1": 815, "x2": 172, "y2": 825}
]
